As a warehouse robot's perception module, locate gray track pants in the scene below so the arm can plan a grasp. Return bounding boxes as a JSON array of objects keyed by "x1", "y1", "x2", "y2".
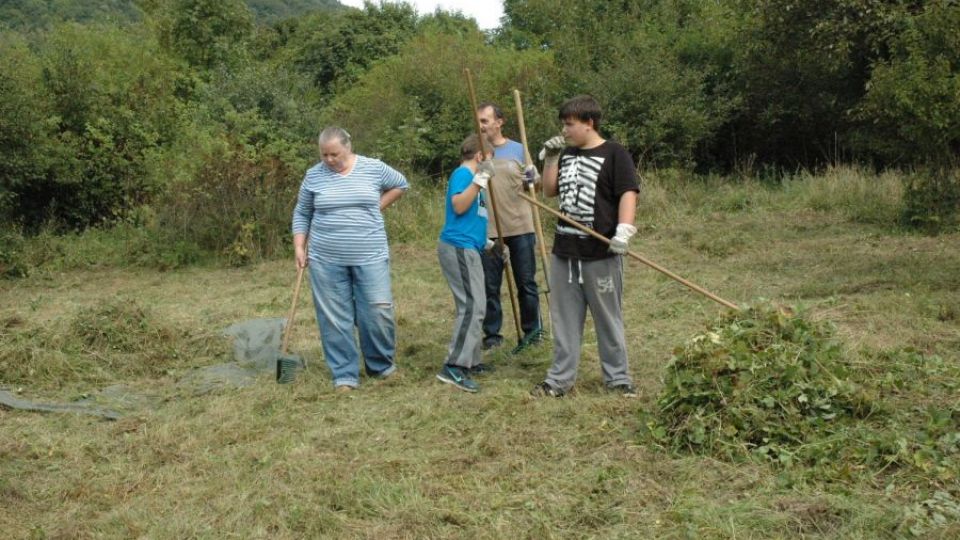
[
  {"x1": 437, "y1": 241, "x2": 486, "y2": 369},
  {"x1": 545, "y1": 254, "x2": 632, "y2": 392}
]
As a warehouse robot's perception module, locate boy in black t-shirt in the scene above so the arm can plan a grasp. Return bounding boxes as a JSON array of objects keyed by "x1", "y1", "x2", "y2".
[{"x1": 532, "y1": 95, "x2": 640, "y2": 398}]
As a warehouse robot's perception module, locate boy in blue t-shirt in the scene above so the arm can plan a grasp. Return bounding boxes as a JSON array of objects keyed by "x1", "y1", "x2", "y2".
[{"x1": 436, "y1": 134, "x2": 492, "y2": 393}]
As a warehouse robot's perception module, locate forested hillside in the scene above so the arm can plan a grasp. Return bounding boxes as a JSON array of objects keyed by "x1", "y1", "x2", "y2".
[
  {"x1": 1, "y1": 0, "x2": 958, "y2": 273},
  {"x1": 0, "y1": 0, "x2": 342, "y2": 29}
]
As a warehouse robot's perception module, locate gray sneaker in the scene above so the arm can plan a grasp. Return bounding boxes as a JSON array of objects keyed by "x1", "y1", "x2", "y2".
[
  {"x1": 437, "y1": 365, "x2": 479, "y2": 393},
  {"x1": 607, "y1": 383, "x2": 638, "y2": 398},
  {"x1": 530, "y1": 381, "x2": 565, "y2": 398}
]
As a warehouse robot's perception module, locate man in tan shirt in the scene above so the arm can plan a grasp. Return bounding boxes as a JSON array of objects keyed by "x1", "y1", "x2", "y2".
[{"x1": 476, "y1": 102, "x2": 543, "y2": 353}]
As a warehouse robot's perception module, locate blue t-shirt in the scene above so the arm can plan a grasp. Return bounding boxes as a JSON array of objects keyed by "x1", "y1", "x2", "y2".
[
  {"x1": 493, "y1": 139, "x2": 525, "y2": 163},
  {"x1": 439, "y1": 166, "x2": 488, "y2": 250}
]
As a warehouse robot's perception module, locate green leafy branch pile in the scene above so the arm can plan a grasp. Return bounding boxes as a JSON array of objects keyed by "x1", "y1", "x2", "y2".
[
  {"x1": 649, "y1": 303, "x2": 959, "y2": 490},
  {"x1": 651, "y1": 302, "x2": 877, "y2": 467}
]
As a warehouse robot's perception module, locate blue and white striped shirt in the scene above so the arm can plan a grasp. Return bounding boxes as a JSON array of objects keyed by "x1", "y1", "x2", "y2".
[{"x1": 292, "y1": 156, "x2": 409, "y2": 265}]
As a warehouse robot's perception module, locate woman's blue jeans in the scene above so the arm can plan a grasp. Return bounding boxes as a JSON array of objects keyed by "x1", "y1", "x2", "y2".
[{"x1": 308, "y1": 258, "x2": 397, "y2": 388}]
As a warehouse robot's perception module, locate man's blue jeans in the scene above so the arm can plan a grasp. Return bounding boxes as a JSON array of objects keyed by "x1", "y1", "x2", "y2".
[
  {"x1": 308, "y1": 258, "x2": 397, "y2": 388},
  {"x1": 481, "y1": 232, "x2": 541, "y2": 344}
]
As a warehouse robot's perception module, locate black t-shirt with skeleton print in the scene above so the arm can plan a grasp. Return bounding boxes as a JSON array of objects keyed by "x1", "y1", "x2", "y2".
[{"x1": 552, "y1": 140, "x2": 639, "y2": 261}]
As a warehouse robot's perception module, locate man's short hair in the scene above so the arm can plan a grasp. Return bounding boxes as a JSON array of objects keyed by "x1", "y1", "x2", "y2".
[
  {"x1": 460, "y1": 134, "x2": 482, "y2": 160},
  {"x1": 477, "y1": 101, "x2": 505, "y2": 120},
  {"x1": 558, "y1": 95, "x2": 602, "y2": 131}
]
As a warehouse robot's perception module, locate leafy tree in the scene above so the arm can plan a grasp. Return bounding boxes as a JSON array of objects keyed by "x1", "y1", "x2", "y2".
[
  {"x1": 500, "y1": 0, "x2": 736, "y2": 167},
  {"x1": 859, "y1": 1, "x2": 960, "y2": 163},
  {"x1": 290, "y1": 2, "x2": 418, "y2": 95},
  {"x1": 718, "y1": 0, "x2": 916, "y2": 168},
  {"x1": 154, "y1": 0, "x2": 254, "y2": 69},
  {"x1": 323, "y1": 27, "x2": 559, "y2": 175}
]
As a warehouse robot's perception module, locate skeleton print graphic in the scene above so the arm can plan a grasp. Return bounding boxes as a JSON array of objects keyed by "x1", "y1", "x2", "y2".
[{"x1": 557, "y1": 154, "x2": 605, "y2": 237}]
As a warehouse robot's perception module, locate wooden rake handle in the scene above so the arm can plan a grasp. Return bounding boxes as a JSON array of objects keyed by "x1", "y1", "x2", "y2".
[
  {"x1": 516, "y1": 192, "x2": 740, "y2": 311},
  {"x1": 280, "y1": 265, "x2": 306, "y2": 355},
  {"x1": 464, "y1": 68, "x2": 523, "y2": 340}
]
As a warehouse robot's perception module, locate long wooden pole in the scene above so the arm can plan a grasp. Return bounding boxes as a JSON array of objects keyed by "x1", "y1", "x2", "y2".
[
  {"x1": 516, "y1": 192, "x2": 740, "y2": 311},
  {"x1": 512, "y1": 89, "x2": 552, "y2": 334},
  {"x1": 464, "y1": 68, "x2": 523, "y2": 341}
]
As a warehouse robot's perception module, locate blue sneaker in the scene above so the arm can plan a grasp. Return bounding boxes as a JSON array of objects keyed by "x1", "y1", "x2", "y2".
[{"x1": 436, "y1": 364, "x2": 480, "y2": 393}]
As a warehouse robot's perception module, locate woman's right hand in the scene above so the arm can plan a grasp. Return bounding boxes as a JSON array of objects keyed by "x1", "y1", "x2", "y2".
[{"x1": 295, "y1": 245, "x2": 307, "y2": 269}]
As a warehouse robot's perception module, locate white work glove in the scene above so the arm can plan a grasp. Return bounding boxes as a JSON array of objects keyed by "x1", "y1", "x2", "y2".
[
  {"x1": 485, "y1": 239, "x2": 510, "y2": 264},
  {"x1": 477, "y1": 160, "x2": 496, "y2": 177},
  {"x1": 523, "y1": 163, "x2": 538, "y2": 188},
  {"x1": 608, "y1": 223, "x2": 637, "y2": 255},
  {"x1": 472, "y1": 171, "x2": 490, "y2": 190},
  {"x1": 537, "y1": 135, "x2": 566, "y2": 164}
]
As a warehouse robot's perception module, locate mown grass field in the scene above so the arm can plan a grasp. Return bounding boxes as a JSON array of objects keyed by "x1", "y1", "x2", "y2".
[{"x1": 2, "y1": 168, "x2": 959, "y2": 538}]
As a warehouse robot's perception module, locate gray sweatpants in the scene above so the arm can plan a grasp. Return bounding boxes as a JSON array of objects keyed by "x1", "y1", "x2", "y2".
[
  {"x1": 437, "y1": 241, "x2": 486, "y2": 369},
  {"x1": 545, "y1": 254, "x2": 632, "y2": 392}
]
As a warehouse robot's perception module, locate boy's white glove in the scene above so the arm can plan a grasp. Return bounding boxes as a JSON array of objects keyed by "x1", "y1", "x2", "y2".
[
  {"x1": 537, "y1": 135, "x2": 565, "y2": 165},
  {"x1": 477, "y1": 160, "x2": 496, "y2": 177},
  {"x1": 485, "y1": 239, "x2": 509, "y2": 263},
  {"x1": 608, "y1": 224, "x2": 637, "y2": 254},
  {"x1": 472, "y1": 171, "x2": 490, "y2": 190}
]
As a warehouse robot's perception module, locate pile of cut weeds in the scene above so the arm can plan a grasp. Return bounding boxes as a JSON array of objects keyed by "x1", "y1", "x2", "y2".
[
  {"x1": 650, "y1": 302, "x2": 960, "y2": 488},
  {"x1": 649, "y1": 302, "x2": 879, "y2": 467}
]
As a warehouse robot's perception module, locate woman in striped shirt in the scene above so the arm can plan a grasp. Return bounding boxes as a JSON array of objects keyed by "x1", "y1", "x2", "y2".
[{"x1": 292, "y1": 127, "x2": 410, "y2": 393}]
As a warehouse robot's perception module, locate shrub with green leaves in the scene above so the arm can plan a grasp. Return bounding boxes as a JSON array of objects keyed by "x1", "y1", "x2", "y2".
[
  {"x1": 901, "y1": 167, "x2": 960, "y2": 235},
  {"x1": 651, "y1": 302, "x2": 875, "y2": 466}
]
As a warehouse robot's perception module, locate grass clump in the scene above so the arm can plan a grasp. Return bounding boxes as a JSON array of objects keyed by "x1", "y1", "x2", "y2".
[
  {"x1": 0, "y1": 298, "x2": 223, "y2": 389},
  {"x1": 650, "y1": 302, "x2": 876, "y2": 467}
]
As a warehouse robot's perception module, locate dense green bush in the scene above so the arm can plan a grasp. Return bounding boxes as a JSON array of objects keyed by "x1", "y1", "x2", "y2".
[
  {"x1": 1, "y1": 24, "x2": 185, "y2": 231},
  {"x1": 901, "y1": 167, "x2": 960, "y2": 235},
  {"x1": 0, "y1": 227, "x2": 28, "y2": 278},
  {"x1": 156, "y1": 138, "x2": 303, "y2": 266}
]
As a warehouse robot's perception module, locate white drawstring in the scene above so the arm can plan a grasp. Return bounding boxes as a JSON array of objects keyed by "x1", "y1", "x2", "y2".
[{"x1": 566, "y1": 258, "x2": 585, "y2": 285}]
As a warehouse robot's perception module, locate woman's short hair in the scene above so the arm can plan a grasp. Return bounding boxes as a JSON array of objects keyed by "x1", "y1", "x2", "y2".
[
  {"x1": 318, "y1": 126, "x2": 352, "y2": 149},
  {"x1": 460, "y1": 134, "x2": 482, "y2": 160},
  {"x1": 558, "y1": 95, "x2": 602, "y2": 131}
]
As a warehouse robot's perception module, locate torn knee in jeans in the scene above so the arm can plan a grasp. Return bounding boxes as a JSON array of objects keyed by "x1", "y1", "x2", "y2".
[{"x1": 372, "y1": 302, "x2": 393, "y2": 309}]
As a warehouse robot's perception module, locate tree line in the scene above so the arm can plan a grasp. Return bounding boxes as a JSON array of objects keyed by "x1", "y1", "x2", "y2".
[{"x1": 1, "y1": 0, "x2": 957, "y2": 242}]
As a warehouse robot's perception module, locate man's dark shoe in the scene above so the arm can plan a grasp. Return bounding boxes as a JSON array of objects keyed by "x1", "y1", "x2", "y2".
[
  {"x1": 482, "y1": 337, "x2": 503, "y2": 351},
  {"x1": 607, "y1": 383, "x2": 638, "y2": 398},
  {"x1": 530, "y1": 381, "x2": 565, "y2": 398},
  {"x1": 511, "y1": 328, "x2": 545, "y2": 354},
  {"x1": 469, "y1": 363, "x2": 495, "y2": 375}
]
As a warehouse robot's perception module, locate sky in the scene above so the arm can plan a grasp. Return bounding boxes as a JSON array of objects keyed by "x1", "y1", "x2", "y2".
[{"x1": 339, "y1": 0, "x2": 505, "y2": 30}]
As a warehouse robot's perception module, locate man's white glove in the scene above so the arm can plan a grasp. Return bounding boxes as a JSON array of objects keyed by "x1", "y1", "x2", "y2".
[
  {"x1": 472, "y1": 171, "x2": 490, "y2": 190},
  {"x1": 523, "y1": 163, "x2": 538, "y2": 187},
  {"x1": 537, "y1": 135, "x2": 566, "y2": 164},
  {"x1": 608, "y1": 223, "x2": 637, "y2": 255}
]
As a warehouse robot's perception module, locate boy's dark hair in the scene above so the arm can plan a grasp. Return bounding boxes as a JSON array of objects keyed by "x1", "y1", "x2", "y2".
[
  {"x1": 558, "y1": 95, "x2": 602, "y2": 131},
  {"x1": 460, "y1": 134, "x2": 482, "y2": 160},
  {"x1": 477, "y1": 101, "x2": 505, "y2": 120}
]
